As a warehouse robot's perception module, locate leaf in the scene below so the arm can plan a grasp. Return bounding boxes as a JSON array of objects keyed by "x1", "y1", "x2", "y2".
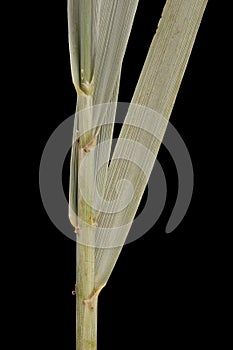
[{"x1": 94, "y1": 0, "x2": 208, "y2": 289}]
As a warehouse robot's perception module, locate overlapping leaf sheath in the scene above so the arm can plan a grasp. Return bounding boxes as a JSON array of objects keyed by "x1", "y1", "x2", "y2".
[{"x1": 68, "y1": 0, "x2": 139, "y2": 229}]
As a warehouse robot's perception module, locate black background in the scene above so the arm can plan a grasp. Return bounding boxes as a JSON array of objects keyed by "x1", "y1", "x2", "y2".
[{"x1": 29, "y1": 1, "x2": 222, "y2": 349}]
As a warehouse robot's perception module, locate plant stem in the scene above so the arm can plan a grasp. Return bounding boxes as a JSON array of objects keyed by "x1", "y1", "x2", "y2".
[
  {"x1": 68, "y1": 0, "x2": 104, "y2": 339},
  {"x1": 76, "y1": 241, "x2": 98, "y2": 350},
  {"x1": 75, "y1": 95, "x2": 98, "y2": 350},
  {"x1": 76, "y1": 297, "x2": 98, "y2": 350}
]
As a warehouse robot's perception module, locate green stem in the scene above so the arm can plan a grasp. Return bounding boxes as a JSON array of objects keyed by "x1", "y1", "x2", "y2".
[
  {"x1": 75, "y1": 95, "x2": 98, "y2": 350},
  {"x1": 76, "y1": 242, "x2": 98, "y2": 350}
]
